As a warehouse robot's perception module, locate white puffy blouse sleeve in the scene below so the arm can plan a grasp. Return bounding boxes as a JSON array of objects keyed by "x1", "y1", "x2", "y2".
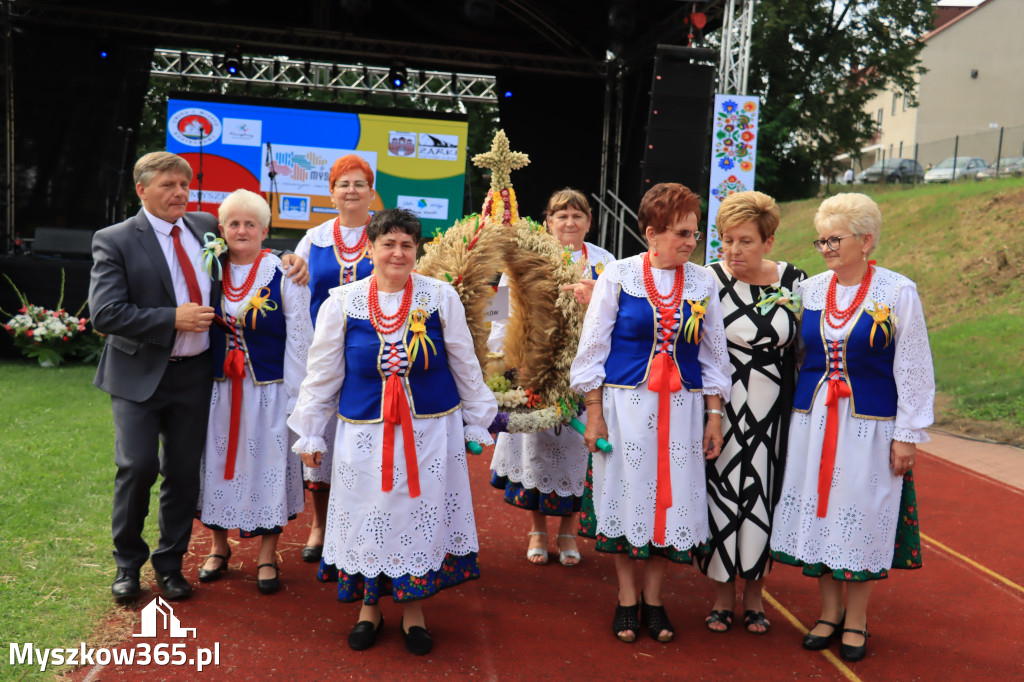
[
  {"x1": 440, "y1": 283, "x2": 498, "y2": 445},
  {"x1": 288, "y1": 289, "x2": 346, "y2": 455},
  {"x1": 697, "y1": 276, "x2": 731, "y2": 401},
  {"x1": 281, "y1": 267, "x2": 313, "y2": 413},
  {"x1": 892, "y1": 282, "x2": 935, "y2": 443},
  {"x1": 294, "y1": 232, "x2": 312, "y2": 263},
  {"x1": 569, "y1": 264, "x2": 620, "y2": 394}
]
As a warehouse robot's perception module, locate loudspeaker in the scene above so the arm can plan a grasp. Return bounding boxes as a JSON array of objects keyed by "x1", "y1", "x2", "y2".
[
  {"x1": 32, "y1": 228, "x2": 95, "y2": 259},
  {"x1": 641, "y1": 49, "x2": 716, "y2": 195}
]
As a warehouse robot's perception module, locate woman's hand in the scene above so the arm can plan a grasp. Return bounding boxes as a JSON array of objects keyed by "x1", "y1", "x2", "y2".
[
  {"x1": 583, "y1": 409, "x2": 609, "y2": 454},
  {"x1": 703, "y1": 415, "x2": 723, "y2": 460},
  {"x1": 562, "y1": 279, "x2": 597, "y2": 306},
  {"x1": 300, "y1": 451, "x2": 323, "y2": 468},
  {"x1": 890, "y1": 440, "x2": 916, "y2": 477}
]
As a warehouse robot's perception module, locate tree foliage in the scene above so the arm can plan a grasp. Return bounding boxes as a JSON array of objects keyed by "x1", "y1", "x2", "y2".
[{"x1": 748, "y1": 0, "x2": 932, "y2": 199}]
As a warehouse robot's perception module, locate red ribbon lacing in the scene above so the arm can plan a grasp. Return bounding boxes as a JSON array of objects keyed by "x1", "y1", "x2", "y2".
[
  {"x1": 222, "y1": 324, "x2": 247, "y2": 480},
  {"x1": 380, "y1": 343, "x2": 421, "y2": 498},
  {"x1": 817, "y1": 340, "x2": 849, "y2": 517},
  {"x1": 647, "y1": 310, "x2": 682, "y2": 545}
]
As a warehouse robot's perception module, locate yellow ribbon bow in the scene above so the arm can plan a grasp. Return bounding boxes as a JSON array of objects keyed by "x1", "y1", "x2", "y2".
[
  {"x1": 867, "y1": 300, "x2": 896, "y2": 348},
  {"x1": 406, "y1": 308, "x2": 437, "y2": 369},
  {"x1": 238, "y1": 287, "x2": 278, "y2": 329},
  {"x1": 683, "y1": 297, "x2": 709, "y2": 344}
]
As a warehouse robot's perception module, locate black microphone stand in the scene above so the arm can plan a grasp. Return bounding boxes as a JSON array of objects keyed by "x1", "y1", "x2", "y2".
[
  {"x1": 265, "y1": 142, "x2": 277, "y2": 230},
  {"x1": 111, "y1": 126, "x2": 134, "y2": 224},
  {"x1": 197, "y1": 127, "x2": 205, "y2": 212}
]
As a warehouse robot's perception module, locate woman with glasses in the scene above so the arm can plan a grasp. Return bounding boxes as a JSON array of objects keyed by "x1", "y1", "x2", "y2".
[
  {"x1": 570, "y1": 182, "x2": 731, "y2": 643},
  {"x1": 488, "y1": 188, "x2": 615, "y2": 567},
  {"x1": 770, "y1": 193, "x2": 934, "y2": 662},
  {"x1": 699, "y1": 191, "x2": 805, "y2": 635},
  {"x1": 293, "y1": 154, "x2": 379, "y2": 569}
]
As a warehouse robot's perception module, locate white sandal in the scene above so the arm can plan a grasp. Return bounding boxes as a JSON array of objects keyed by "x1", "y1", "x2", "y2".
[
  {"x1": 526, "y1": 531, "x2": 548, "y2": 564},
  {"x1": 557, "y1": 534, "x2": 581, "y2": 566}
]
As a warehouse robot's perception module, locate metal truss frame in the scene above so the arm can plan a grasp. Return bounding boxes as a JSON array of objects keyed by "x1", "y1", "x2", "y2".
[
  {"x1": 717, "y1": 0, "x2": 755, "y2": 95},
  {"x1": 152, "y1": 49, "x2": 498, "y2": 103}
]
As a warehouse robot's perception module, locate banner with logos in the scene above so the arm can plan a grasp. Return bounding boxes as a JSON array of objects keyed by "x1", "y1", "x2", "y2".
[
  {"x1": 705, "y1": 94, "x2": 760, "y2": 263},
  {"x1": 166, "y1": 94, "x2": 468, "y2": 233}
]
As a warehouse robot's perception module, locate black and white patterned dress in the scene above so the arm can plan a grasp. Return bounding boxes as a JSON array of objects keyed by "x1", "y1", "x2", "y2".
[{"x1": 699, "y1": 261, "x2": 804, "y2": 582}]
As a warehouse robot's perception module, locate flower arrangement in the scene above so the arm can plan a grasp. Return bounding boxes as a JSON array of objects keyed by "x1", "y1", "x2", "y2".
[{"x1": 1, "y1": 271, "x2": 105, "y2": 366}]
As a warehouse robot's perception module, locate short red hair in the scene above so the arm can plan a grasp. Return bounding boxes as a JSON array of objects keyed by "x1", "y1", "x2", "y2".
[
  {"x1": 328, "y1": 154, "x2": 374, "y2": 190},
  {"x1": 638, "y1": 183, "x2": 702, "y2": 238}
]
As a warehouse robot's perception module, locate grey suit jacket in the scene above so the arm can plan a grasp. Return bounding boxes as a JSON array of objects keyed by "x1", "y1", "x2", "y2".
[{"x1": 89, "y1": 209, "x2": 220, "y2": 402}]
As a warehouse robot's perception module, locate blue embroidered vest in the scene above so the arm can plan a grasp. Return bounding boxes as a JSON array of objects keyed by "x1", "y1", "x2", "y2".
[
  {"x1": 794, "y1": 308, "x2": 898, "y2": 419},
  {"x1": 603, "y1": 289, "x2": 703, "y2": 391},
  {"x1": 212, "y1": 269, "x2": 286, "y2": 383},
  {"x1": 308, "y1": 242, "x2": 373, "y2": 326},
  {"x1": 337, "y1": 311, "x2": 461, "y2": 422}
]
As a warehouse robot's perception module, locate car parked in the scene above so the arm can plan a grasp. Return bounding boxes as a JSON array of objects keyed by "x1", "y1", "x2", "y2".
[
  {"x1": 924, "y1": 156, "x2": 988, "y2": 183},
  {"x1": 975, "y1": 156, "x2": 1024, "y2": 180},
  {"x1": 856, "y1": 158, "x2": 925, "y2": 184}
]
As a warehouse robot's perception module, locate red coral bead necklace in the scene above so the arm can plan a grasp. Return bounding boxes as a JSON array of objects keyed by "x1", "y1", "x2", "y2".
[
  {"x1": 223, "y1": 249, "x2": 270, "y2": 302},
  {"x1": 368, "y1": 275, "x2": 413, "y2": 335},
  {"x1": 825, "y1": 260, "x2": 874, "y2": 329},
  {"x1": 642, "y1": 250, "x2": 685, "y2": 310},
  {"x1": 332, "y1": 216, "x2": 370, "y2": 265}
]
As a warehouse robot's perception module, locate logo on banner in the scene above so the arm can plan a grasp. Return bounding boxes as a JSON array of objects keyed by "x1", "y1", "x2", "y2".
[
  {"x1": 134, "y1": 596, "x2": 196, "y2": 639},
  {"x1": 397, "y1": 195, "x2": 449, "y2": 220},
  {"x1": 279, "y1": 195, "x2": 310, "y2": 221},
  {"x1": 261, "y1": 145, "x2": 376, "y2": 197},
  {"x1": 388, "y1": 132, "x2": 416, "y2": 157},
  {"x1": 222, "y1": 118, "x2": 262, "y2": 147},
  {"x1": 169, "y1": 108, "x2": 222, "y2": 146},
  {"x1": 417, "y1": 133, "x2": 459, "y2": 161}
]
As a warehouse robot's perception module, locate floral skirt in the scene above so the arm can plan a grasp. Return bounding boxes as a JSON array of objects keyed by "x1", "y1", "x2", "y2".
[
  {"x1": 771, "y1": 471, "x2": 923, "y2": 582},
  {"x1": 578, "y1": 456, "x2": 699, "y2": 564},
  {"x1": 331, "y1": 552, "x2": 480, "y2": 604},
  {"x1": 489, "y1": 472, "x2": 581, "y2": 516}
]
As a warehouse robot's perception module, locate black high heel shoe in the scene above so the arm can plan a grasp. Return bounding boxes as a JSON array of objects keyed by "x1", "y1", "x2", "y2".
[
  {"x1": 641, "y1": 593, "x2": 674, "y2": 643},
  {"x1": 802, "y1": 612, "x2": 845, "y2": 651},
  {"x1": 197, "y1": 550, "x2": 231, "y2": 583},
  {"x1": 612, "y1": 602, "x2": 640, "y2": 643},
  {"x1": 256, "y1": 563, "x2": 280, "y2": 594},
  {"x1": 839, "y1": 628, "x2": 870, "y2": 662}
]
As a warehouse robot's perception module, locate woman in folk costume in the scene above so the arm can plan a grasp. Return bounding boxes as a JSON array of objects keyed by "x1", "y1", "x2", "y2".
[
  {"x1": 195, "y1": 189, "x2": 312, "y2": 594},
  {"x1": 290, "y1": 209, "x2": 497, "y2": 656},
  {"x1": 488, "y1": 188, "x2": 615, "y2": 566},
  {"x1": 570, "y1": 182, "x2": 731, "y2": 643},
  {"x1": 293, "y1": 154, "x2": 378, "y2": 566},
  {"x1": 770, "y1": 193, "x2": 933, "y2": 663}
]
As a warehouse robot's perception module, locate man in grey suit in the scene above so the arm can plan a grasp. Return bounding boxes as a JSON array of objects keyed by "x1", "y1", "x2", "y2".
[{"x1": 90, "y1": 151, "x2": 305, "y2": 603}]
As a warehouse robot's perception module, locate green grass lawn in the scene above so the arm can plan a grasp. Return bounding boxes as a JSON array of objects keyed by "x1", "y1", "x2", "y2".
[{"x1": 0, "y1": 361, "x2": 134, "y2": 680}]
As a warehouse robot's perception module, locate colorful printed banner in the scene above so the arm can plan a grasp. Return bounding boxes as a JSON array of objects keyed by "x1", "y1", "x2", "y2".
[{"x1": 705, "y1": 95, "x2": 760, "y2": 263}]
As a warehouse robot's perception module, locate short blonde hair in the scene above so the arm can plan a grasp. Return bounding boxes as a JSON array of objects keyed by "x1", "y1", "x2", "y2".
[
  {"x1": 716, "y1": 191, "x2": 780, "y2": 241},
  {"x1": 814, "y1": 193, "x2": 882, "y2": 253},
  {"x1": 218, "y1": 189, "x2": 271, "y2": 229},
  {"x1": 134, "y1": 152, "x2": 193, "y2": 186}
]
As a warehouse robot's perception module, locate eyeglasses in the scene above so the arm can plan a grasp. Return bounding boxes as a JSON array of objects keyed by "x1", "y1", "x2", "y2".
[
  {"x1": 812, "y1": 234, "x2": 856, "y2": 252},
  {"x1": 671, "y1": 229, "x2": 703, "y2": 241},
  {"x1": 334, "y1": 181, "x2": 370, "y2": 190}
]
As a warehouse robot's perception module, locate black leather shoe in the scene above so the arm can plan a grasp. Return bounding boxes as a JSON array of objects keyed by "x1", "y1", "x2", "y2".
[
  {"x1": 154, "y1": 570, "x2": 193, "y2": 601},
  {"x1": 802, "y1": 612, "x2": 845, "y2": 651},
  {"x1": 301, "y1": 545, "x2": 323, "y2": 563},
  {"x1": 401, "y1": 618, "x2": 433, "y2": 656},
  {"x1": 347, "y1": 616, "x2": 384, "y2": 651},
  {"x1": 256, "y1": 563, "x2": 280, "y2": 594},
  {"x1": 197, "y1": 551, "x2": 231, "y2": 583},
  {"x1": 111, "y1": 568, "x2": 141, "y2": 603},
  {"x1": 839, "y1": 628, "x2": 870, "y2": 662}
]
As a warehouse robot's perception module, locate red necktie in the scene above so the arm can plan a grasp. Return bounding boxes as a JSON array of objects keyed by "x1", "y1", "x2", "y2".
[{"x1": 170, "y1": 225, "x2": 203, "y2": 305}]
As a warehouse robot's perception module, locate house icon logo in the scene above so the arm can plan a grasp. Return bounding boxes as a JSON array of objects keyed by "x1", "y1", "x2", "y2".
[{"x1": 133, "y1": 596, "x2": 197, "y2": 639}]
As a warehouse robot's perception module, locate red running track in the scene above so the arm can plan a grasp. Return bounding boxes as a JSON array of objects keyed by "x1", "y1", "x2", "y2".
[{"x1": 70, "y1": 447, "x2": 1024, "y2": 680}]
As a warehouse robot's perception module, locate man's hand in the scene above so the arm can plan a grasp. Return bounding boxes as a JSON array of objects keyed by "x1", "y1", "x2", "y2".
[
  {"x1": 281, "y1": 254, "x2": 309, "y2": 286},
  {"x1": 174, "y1": 303, "x2": 215, "y2": 332}
]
